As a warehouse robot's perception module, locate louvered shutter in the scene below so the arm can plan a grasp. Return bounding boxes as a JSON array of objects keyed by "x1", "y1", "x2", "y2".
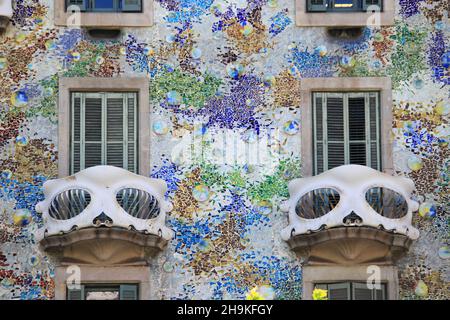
[
  {"x1": 308, "y1": 0, "x2": 328, "y2": 12},
  {"x1": 374, "y1": 284, "x2": 386, "y2": 300},
  {"x1": 313, "y1": 92, "x2": 380, "y2": 175},
  {"x1": 352, "y1": 283, "x2": 373, "y2": 300},
  {"x1": 122, "y1": 0, "x2": 142, "y2": 12},
  {"x1": 67, "y1": 0, "x2": 87, "y2": 11},
  {"x1": 328, "y1": 283, "x2": 351, "y2": 300},
  {"x1": 326, "y1": 93, "x2": 346, "y2": 171},
  {"x1": 127, "y1": 93, "x2": 137, "y2": 173},
  {"x1": 71, "y1": 94, "x2": 82, "y2": 173},
  {"x1": 71, "y1": 92, "x2": 137, "y2": 174},
  {"x1": 313, "y1": 93, "x2": 324, "y2": 174},
  {"x1": 84, "y1": 93, "x2": 103, "y2": 169},
  {"x1": 67, "y1": 286, "x2": 84, "y2": 300},
  {"x1": 368, "y1": 92, "x2": 381, "y2": 170},
  {"x1": 120, "y1": 284, "x2": 138, "y2": 300},
  {"x1": 348, "y1": 93, "x2": 367, "y2": 166},
  {"x1": 106, "y1": 93, "x2": 125, "y2": 169},
  {"x1": 363, "y1": 0, "x2": 382, "y2": 11}
]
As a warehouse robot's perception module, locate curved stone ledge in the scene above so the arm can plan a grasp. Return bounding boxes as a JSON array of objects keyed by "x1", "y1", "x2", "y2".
[
  {"x1": 40, "y1": 227, "x2": 169, "y2": 265},
  {"x1": 287, "y1": 226, "x2": 413, "y2": 265}
]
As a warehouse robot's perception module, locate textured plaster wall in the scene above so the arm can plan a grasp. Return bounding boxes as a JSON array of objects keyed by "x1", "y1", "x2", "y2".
[{"x1": 0, "y1": 0, "x2": 448, "y2": 300}]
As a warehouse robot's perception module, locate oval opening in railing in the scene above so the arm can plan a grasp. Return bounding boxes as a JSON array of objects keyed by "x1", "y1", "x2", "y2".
[
  {"x1": 365, "y1": 187, "x2": 408, "y2": 219},
  {"x1": 116, "y1": 188, "x2": 160, "y2": 220},
  {"x1": 295, "y1": 188, "x2": 341, "y2": 219},
  {"x1": 49, "y1": 189, "x2": 91, "y2": 220}
]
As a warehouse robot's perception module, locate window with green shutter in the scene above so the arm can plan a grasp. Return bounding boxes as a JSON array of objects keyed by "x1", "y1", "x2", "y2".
[
  {"x1": 307, "y1": 0, "x2": 383, "y2": 12},
  {"x1": 71, "y1": 92, "x2": 138, "y2": 174},
  {"x1": 315, "y1": 282, "x2": 386, "y2": 300},
  {"x1": 313, "y1": 92, "x2": 381, "y2": 175},
  {"x1": 67, "y1": 284, "x2": 139, "y2": 300}
]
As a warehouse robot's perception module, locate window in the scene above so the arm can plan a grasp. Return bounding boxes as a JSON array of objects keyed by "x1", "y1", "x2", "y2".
[
  {"x1": 315, "y1": 282, "x2": 386, "y2": 300},
  {"x1": 71, "y1": 92, "x2": 138, "y2": 174},
  {"x1": 296, "y1": 0, "x2": 394, "y2": 27},
  {"x1": 299, "y1": 77, "x2": 392, "y2": 177},
  {"x1": 67, "y1": 284, "x2": 138, "y2": 300},
  {"x1": 307, "y1": 0, "x2": 382, "y2": 12},
  {"x1": 66, "y1": 0, "x2": 142, "y2": 12},
  {"x1": 312, "y1": 92, "x2": 380, "y2": 175},
  {"x1": 58, "y1": 77, "x2": 150, "y2": 178},
  {"x1": 55, "y1": 0, "x2": 153, "y2": 27}
]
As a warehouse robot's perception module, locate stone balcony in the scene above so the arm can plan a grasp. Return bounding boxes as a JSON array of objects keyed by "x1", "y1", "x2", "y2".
[
  {"x1": 280, "y1": 165, "x2": 420, "y2": 265},
  {"x1": 35, "y1": 166, "x2": 174, "y2": 265}
]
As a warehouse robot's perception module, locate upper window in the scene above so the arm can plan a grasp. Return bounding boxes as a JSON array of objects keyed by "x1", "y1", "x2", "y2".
[
  {"x1": 55, "y1": 0, "x2": 153, "y2": 27},
  {"x1": 312, "y1": 92, "x2": 381, "y2": 175},
  {"x1": 296, "y1": 0, "x2": 394, "y2": 27},
  {"x1": 71, "y1": 92, "x2": 138, "y2": 174},
  {"x1": 307, "y1": 0, "x2": 382, "y2": 12},
  {"x1": 67, "y1": 284, "x2": 138, "y2": 300},
  {"x1": 315, "y1": 282, "x2": 386, "y2": 300},
  {"x1": 66, "y1": 0, "x2": 142, "y2": 12}
]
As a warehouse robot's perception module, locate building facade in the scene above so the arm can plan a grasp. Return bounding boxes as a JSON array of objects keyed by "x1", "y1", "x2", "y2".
[{"x1": 0, "y1": 0, "x2": 448, "y2": 300}]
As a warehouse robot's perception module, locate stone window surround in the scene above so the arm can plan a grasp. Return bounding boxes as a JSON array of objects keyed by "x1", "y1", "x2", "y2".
[
  {"x1": 54, "y1": 265, "x2": 150, "y2": 300},
  {"x1": 300, "y1": 77, "x2": 393, "y2": 177},
  {"x1": 302, "y1": 265, "x2": 399, "y2": 300},
  {"x1": 54, "y1": 0, "x2": 154, "y2": 27},
  {"x1": 295, "y1": 0, "x2": 395, "y2": 27},
  {"x1": 58, "y1": 77, "x2": 151, "y2": 178}
]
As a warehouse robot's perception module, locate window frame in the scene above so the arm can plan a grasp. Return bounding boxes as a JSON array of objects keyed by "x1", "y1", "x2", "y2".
[
  {"x1": 312, "y1": 91, "x2": 382, "y2": 175},
  {"x1": 296, "y1": 0, "x2": 394, "y2": 27},
  {"x1": 299, "y1": 77, "x2": 393, "y2": 177},
  {"x1": 55, "y1": 0, "x2": 153, "y2": 27},
  {"x1": 58, "y1": 77, "x2": 151, "y2": 178},
  {"x1": 70, "y1": 91, "x2": 138, "y2": 174},
  {"x1": 307, "y1": 0, "x2": 384, "y2": 13},
  {"x1": 65, "y1": 0, "x2": 143, "y2": 13}
]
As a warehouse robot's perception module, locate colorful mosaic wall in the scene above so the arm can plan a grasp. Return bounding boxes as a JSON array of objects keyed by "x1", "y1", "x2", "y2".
[{"x1": 0, "y1": 0, "x2": 449, "y2": 300}]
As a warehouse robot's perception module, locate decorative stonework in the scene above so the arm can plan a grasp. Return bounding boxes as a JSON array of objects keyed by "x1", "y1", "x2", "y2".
[
  {"x1": 281, "y1": 165, "x2": 420, "y2": 264},
  {"x1": 35, "y1": 166, "x2": 174, "y2": 265}
]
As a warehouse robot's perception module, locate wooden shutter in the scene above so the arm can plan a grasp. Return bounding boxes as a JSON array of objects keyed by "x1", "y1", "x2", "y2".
[
  {"x1": 67, "y1": 286, "x2": 84, "y2": 300},
  {"x1": 313, "y1": 92, "x2": 380, "y2": 175},
  {"x1": 308, "y1": 0, "x2": 328, "y2": 12},
  {"x1": 326, "y1": 93, "x2": 346, "y2": 171},
  {"x1": 368, "y1": 92, "x2": 381, "y2": 170},
  {"x1": 71, "y1": 92, "x2": 137, "y2": 174},
  {"x1": 127, "y1": 93, "x2": 137, "y2": 173},
  {"x1": 67, "y1": 0, "x2": 87, "y2": 11},
  {"x1": 352, "y1": 282, "x2": 373, "y2": 300},
  {"x1": 84, "y1": 93, "x2": 103, "y2": 169},
  {"x1": 106, "y1": 93, "x2": 125, "y2": 169},
  {"x1": 120, "y1": 284, "x2": 138, "y2": 300},
  {"x1": 71, "y1": 94, "x2": 82, "y2": 173},
  {"x1": 348, "y1": 93, "x2": 367, "y2": 167},
  {"x1": 328, "y1": 283, "x2": 351, "y2": 300},
  {"x1": 122, "y1": 0, "x2": 142, "y2": 12},
  {"x1": 374, "y1": 284, "x2": 386, "y2": 300},
  {"x1": 363, "y1": 0, "x2": 382, "y2": 11},
  {"x1": 313, "y1": 93, "x2": 324, "y2": 174}
]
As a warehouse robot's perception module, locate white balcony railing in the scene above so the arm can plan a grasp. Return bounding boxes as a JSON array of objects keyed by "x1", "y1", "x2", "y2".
[
  {"x1": 35, "y1": 166, "x2": 174, "y2": 242},
  {"x1": 281, "y1": 165, "x2": 420, "y2": 241}
]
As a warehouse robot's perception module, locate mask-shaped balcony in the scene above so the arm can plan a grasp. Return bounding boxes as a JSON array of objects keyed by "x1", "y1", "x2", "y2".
[
  {"x1": 35, "y1": 166, "x2": 174, "y2": 265},
  {"x1": 280, "y1": 165, "x2": 420, "y2": 265},
  {"x1": 0, "y1": 0, "x2": 12, "y2": 31}
]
